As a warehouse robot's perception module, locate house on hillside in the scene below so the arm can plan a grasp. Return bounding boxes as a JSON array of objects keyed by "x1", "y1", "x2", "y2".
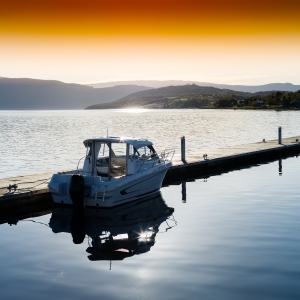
[
  {"x1": 254, "y1": 98, "x2": 265, "y2": 106},
  {"x1": 256, "y1": 98, "x2": 265, "y2": 105},
  {"x1": 290, "y1": 98, "x2": 300, "y2": 108}
]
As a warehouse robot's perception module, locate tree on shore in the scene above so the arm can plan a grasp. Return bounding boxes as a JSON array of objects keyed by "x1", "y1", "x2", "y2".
[{"x1": 214, "y1": 97, "x2": 237, "y2": 108}]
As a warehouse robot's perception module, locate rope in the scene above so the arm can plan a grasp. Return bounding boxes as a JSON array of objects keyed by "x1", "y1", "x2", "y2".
[
  {"x1": 15, "y1": 177, "x2": 51, "y2": 191},
  {"x1": 20, "y1": 219, "x2": 50, "y2": 227},
  {"x1": 3, "y1": 177, "x2": 51, "y2": 194},
  {"x1": 76, "y1": 156, "x2": 85, "y2": 170}
]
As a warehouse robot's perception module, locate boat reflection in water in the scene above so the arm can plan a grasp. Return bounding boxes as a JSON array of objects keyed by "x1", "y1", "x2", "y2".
[{"x1": 49, "y1": 192, "x2": 176, "y2": 261}]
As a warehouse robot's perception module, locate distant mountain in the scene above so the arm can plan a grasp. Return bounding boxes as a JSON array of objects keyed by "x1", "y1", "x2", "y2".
[
  {"x1": 212, "y1": 82, "x2": 300, "y2": 93},
  {"x1": 1, "y1": 77, "x2": 298, "y2": 110},
  {"x1": 86, "y1": 85, "x2": 261, "y2": 109},
  {"x1": 0, "y1": 78, "x2": 151, "y2": 109},
  {"x1": 88, "y1": 80, "x2": 300, "y2": 93},
  {"x1": 120, "y1": 85, "x2": 252, "y2": 99}
]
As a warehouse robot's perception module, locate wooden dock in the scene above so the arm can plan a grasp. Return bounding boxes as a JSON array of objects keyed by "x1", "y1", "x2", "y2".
[
  {"x1": 164, "y1": 135, "x2": 300, "y2": 184},
  {"x1": 1, "y1": 136, "x2": 300, "y2": 213}
]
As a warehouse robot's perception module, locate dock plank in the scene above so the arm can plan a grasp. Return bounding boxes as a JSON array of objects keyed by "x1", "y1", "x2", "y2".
[{"x1": 172, "y1": 136, "x2": 300, "y2": 166}]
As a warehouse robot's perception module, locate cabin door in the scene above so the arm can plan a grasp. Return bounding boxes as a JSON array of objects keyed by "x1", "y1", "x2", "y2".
[{"x1": 109, "y1": 143, "x2": 127, "y2": 178}]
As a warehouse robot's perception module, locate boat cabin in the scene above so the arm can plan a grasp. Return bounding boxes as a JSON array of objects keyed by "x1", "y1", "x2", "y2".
[{"x1": 81, "y1": 137, "x2": 159, "y2": 178}]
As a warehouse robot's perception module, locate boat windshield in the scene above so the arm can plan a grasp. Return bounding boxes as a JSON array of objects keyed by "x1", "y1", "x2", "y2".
[{"x1": 129, "y1": 144, "x2": 157, "y2": 159}]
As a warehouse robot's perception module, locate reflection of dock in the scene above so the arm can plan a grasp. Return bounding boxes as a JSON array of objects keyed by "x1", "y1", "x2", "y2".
[{"x1": 1, "y1": 136, "x2": 300, "y2": 209}]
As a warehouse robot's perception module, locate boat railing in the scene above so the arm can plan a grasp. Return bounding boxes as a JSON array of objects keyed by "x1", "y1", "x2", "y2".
[
  {"x1": 137, "y1": 150, "x2": 175, "y2": 172},
  {"x1": 160, "y1": 149, "x2": 175, "y2": 163}
]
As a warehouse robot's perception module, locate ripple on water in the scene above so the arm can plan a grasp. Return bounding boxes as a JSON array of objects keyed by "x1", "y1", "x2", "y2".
[{"x1": 1, "y1": 109, "x2": 300, "y2": 178}]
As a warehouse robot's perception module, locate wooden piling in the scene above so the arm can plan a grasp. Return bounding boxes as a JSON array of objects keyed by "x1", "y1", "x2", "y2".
[{"x1": 278, "y1": 126, "x2": 282, "y2": 144}]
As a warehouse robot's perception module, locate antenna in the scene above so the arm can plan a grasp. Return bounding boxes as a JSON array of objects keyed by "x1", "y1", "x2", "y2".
[{"x1": 107, "y1": 129, "x2": 108, "y2": 138}]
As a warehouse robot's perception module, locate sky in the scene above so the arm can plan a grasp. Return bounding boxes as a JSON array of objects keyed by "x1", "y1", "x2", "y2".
[{"x1": 0, "y1": 0, "x2": 300, "y2": 85}]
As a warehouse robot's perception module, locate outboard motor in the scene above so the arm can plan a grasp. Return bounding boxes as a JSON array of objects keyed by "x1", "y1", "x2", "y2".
[{"x1": 69, "y1": 175, "x2": 85, "y2": 208}]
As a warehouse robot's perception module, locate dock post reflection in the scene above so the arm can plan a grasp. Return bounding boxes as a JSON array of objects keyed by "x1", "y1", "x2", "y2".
[
  {"x1": 182, "y1": 181, "x2": 186, "y2": 203},
  {"x1": 278, "y1": 159, "x2": 282, "y2": 176}
]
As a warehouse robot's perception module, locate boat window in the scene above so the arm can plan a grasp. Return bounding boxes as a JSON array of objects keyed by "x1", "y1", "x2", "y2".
[
  {"x1": 136, "y1": 145, "x2": 157, "y2": 159},
  {"x1": 129, "y1": 145, "x2": 139, "y2": 158},
  {"x1": 94, "y1": 142, "x2": 110, "y2": 159},
  {"x1": 148, "y1": 145, "x2": 157, "y2": 157},
  {"x1": 110, "y1": 143, "x2": 127, "y2": 177},
  {"x1": 94, "y1": 142, "x2": 110, "y2": 176},
  {"x1": 129, "y1": 145, "x2": 157, "y2": 159},
  {"x1": 86, "y1": 143, "x2": 92, "y2": 156}
]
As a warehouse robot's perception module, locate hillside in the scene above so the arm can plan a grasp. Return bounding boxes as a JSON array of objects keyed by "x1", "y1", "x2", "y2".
[
  {"x1": 88, "y1": 80, "x2": 300, "y2": 93},
  {"x1": 86, "y1": 85, "x2": 266, "y2": 109},
  {"x1": 0, "y1": 77, "x2": 151, "y2": 109}
]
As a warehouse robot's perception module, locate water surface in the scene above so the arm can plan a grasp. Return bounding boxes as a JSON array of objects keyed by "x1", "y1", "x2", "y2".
[
  {"x1": 0, "y1": 156, "x2": 299, "y2": 299},
  {"x1": 1, "y1": 109, "x2": 300, "y2": 178}
]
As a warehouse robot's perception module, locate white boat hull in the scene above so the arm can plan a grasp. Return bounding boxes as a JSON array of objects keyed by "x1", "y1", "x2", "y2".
[
  {"x1": 49, "y1": 163, "x2": 170, "y2": 207},
  {"x1": 50, "y1": 191, "x2": 174, "y2": 236}
]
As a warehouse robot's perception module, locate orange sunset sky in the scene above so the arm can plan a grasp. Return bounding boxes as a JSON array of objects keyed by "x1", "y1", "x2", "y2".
[{"x1": 1, "y1": 0, "x2": 300, "y2": 85}]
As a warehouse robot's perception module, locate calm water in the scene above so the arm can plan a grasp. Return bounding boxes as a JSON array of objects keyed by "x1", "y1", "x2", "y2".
[
  {"x1": 1, "y1": 109, "x2": 300, "y2": 178},
  {"x1": 0, "y1": 156, "x2": 300, "y2": 299}
]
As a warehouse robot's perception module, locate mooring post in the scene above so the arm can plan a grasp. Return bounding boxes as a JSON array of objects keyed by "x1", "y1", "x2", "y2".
[
  {"x1": 278, "y1": 126, "x2": 282, "y2": 144},
  {"x1": 181, "y1": 136, "x2": 186, "y2": 163},
  {"x1": 182, "y1": 181, "x2": 186, "y2": 203}
]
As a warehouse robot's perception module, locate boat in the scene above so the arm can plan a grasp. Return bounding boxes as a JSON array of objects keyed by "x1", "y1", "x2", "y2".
[
  {"x1": 49, "y1": 192, "x2": 176, "y2": 260},
  {"x1": 48, "y1": 137, "x2": 174, "y2": 207}
]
